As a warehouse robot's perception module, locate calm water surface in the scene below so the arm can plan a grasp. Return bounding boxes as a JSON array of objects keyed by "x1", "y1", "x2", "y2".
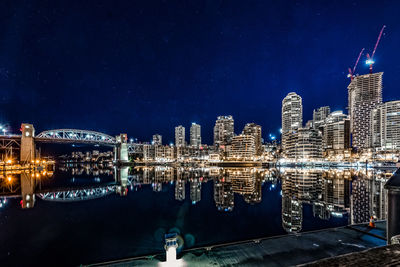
[{"x1": 0, "y1": 164, "x2": 392, "y2": 266}]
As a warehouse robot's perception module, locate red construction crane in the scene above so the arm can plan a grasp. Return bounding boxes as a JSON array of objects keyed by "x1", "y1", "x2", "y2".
[
  {"x1": 366, "y1": 25, "x2": 386, "y2": 74},
  {"x1": 348, "y1": 48, "x2": 365, "y2": 81}
]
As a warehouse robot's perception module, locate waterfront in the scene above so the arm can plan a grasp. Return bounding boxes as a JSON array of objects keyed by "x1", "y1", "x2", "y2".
[{"x1": 0, "y1": 164, "x2": 392, "y2": 266}]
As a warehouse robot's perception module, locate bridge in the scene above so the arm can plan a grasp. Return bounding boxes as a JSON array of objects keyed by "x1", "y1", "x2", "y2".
[
  {"x1": 0, "y1": 123, "x2": 129, "y2": 164},
  {"x1": 36, "y1": 129, "x2": 116, "y2": 145}
]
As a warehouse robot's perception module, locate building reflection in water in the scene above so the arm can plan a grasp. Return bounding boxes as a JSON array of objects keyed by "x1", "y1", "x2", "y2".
[
  {"x1": 0, "y1": 164, "x2": 393, "y2": 234},
  {"x1": 280, "y1": 168, "x2": 391, "y2": 233}
]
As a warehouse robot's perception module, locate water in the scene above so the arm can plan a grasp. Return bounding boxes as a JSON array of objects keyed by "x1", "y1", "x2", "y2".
[{"x1": 0, "y1": 164, "x2": 393, "y2": 266}]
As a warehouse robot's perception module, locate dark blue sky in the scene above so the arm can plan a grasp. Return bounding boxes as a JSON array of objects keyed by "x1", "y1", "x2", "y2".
[{"x1": 0, "y1": 0, "x2": 399, "y2": 144}]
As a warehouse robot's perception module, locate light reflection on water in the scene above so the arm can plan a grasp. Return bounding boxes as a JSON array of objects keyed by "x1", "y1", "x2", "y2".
[
  {"x1": 0, "y1": 164, "x2": 394, "y2": 265},
  {"x1": 0, "y1": 165, "x2": 392, "y2": 226}
]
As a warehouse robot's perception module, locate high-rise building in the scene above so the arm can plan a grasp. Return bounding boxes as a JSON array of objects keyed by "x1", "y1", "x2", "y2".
[
  {"x1": 152, "y1": 134, "x2": 162, "y2": 145},
  {"x1": 282, "y1": 92, "x2": 303, "y2": 155},
  {"x1": 282, "y1": 92, "x2": 303, "y2": 134},
  {"x1": 284, "y1": 128, "x2": 322, "y2": 159},
  {"x1": 230, "y1": 134, "x2": 256, "y2": 159},
  {"x1": 323, "y1": 111, "x2": 350, "y2": 150},
  {"x1": 313, "y1": 106, "x2": 330, "y2": 129},
  {"x1": 348, "y1": 72, "x2": 383, "y2": 149},
  {"x1": 174, "y1": 125, "x2": 185, "y2": 147},
  {"x1": 371, "y1": 100, "x2": 400, "y2": 151},
  {"x1": 213, "y1": 115, "x2": 234, "y2": 148},
  {"x1": 242, "y1": 123, "x2": 262, "y2": 155},
  {"x1": 190, "y1": 123, "x2": 201, "y2": 147}
]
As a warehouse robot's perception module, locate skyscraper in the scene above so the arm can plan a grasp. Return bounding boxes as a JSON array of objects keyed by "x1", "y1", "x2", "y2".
[
  {"x1": 348, "y1": 72, "x2": 383, "y2": 149},
  {"x1": 282, "y1": 92, "x2": 303, "y2": 156},
  {"x1": 190, "y1": 123, "x2": 201, "y2": 147},
  {"x1": 174, "y1": 125, "x2": 185, "y2": 147},
  {"x1": 152, "y1": 134, "x2": 162, "y2": 145},
  {"x1": 323, "y1": 111, "x2": 350, "y2": 150},
  {"x1": 371, "y1": 100, "x2": 400, "y2": 151},
  {"x1": 242, "y1": 123, "x2": 262, "y2": 155},
  {"x1": 313, "y1": 106, "x2": 330, "y2": 129},
  {"x1": 282, "y1": 92, "x2": 303, "y2": 134},
  {"x1": 213, "y1": 115, "x2": 234, "y2": 148}
]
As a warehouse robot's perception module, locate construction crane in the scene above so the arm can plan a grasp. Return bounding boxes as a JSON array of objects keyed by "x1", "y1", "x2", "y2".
[
  {"x1": 366, "y1": 25, "x2": 386, "y2": 74},
  {"x1": 348, "y1": 48, "x2": 365, "y2": 81}
]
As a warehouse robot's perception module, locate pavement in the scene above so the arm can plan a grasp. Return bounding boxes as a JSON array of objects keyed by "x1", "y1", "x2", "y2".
[{"x1": 87, "y1": 222, "x2": 387, "y2": 267}]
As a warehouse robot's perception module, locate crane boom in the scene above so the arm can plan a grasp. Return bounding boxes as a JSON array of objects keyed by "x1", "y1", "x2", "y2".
[
  {"x1": 366, "y1": 25, "x2": 386, "y2": 73},
  {"x1": 371, "y1": 25, "x2": 386, "y2": 59},
  {"x1": 353, "y1": 48, "x2": 365, "y2": 74}
]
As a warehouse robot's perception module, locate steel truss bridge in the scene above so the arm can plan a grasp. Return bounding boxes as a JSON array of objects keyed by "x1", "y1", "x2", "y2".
[
  {"x1": 36, "y1": 129, "x2": 116, "y2": 145},
  {"x1": 0, "y1": 128, "x2": 147, "y2": 153}
]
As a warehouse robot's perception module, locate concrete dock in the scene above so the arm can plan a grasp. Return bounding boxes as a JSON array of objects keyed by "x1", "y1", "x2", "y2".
[{"x1": 87, "y1": 222, "x2": 388, "y2": 267}]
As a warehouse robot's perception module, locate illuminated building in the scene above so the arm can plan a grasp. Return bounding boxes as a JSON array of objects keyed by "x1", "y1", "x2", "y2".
[
  {"x1": 230, "y1": 135, "x2": 256, "y2": 159},
  {"x1": 190, "y1": 123, "x2": 201, "y2": 147},
  {"x1": 348, "y1": 72, "x2": 383, "y2": 149},
  {"x1": 242, "y1": 123, "x2": 262, "y2": 156},
  {"x1": 323, "y1": 111, "x2": 350, "y2": 150},
  {"x1": 371, "y1": 100, "x2": 400, "y2": 151},
  {"x1": 284, "y1": 128, "x2": 322, "y2": 159},
  {"x1": 282, "y1": 92, "x2": 302, "y2": 134},
  {"x1": 313, "y1": 106, "x2": 330, "y2": 130},
  {"x1": 143, "y1": 144, "x2": 155, "y2": 161},
  {"x1": 175, "y1": 125, "x2": 185, "y2": 147},
  {"x1": 152, "y1": 134, "x2": 162, "y2": 145},
  {"x1": 155, "y1": 145, "x2": 174, "y2": 161},
  {"x1": 213, "y1": 115, "x2": 234, "y2": 148},
  {"x1": 282, "y1": 92, "x2": 302, "y2": 155}
]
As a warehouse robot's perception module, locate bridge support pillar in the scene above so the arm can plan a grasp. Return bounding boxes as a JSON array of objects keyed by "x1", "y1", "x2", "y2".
[
  {"x1": 20, "y1": 123, "x2": 35, "y2": 164},
  {"x1": 114, "y1": 134, "x2": 128, "y2": 163}
]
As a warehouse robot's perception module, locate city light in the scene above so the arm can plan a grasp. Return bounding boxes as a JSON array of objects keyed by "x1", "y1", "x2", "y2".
[{"x1": 366, "y1": 59, "x2": 375, "y2": 65}]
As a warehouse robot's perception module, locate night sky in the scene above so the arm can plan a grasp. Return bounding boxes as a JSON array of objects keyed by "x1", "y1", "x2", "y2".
[{"x1": 1, "y1": 0, "x2": 399, "y2": 144}]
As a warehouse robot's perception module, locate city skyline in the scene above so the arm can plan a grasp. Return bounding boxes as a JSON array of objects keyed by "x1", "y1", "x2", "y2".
[
  {"x1": 1, "y1": 1, "x2": 400, "y2": 144},
  {"x1": 1, "y1": 1, "x2": 400, "y2": 266}
]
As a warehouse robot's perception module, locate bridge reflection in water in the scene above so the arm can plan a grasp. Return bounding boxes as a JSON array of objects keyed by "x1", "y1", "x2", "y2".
[
  {"x1": 0, "y1": 165, "x2": 394, "y2": 234},
  {"x1": 0, "y1": 165, "x2": 130, "y2": 208}
]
